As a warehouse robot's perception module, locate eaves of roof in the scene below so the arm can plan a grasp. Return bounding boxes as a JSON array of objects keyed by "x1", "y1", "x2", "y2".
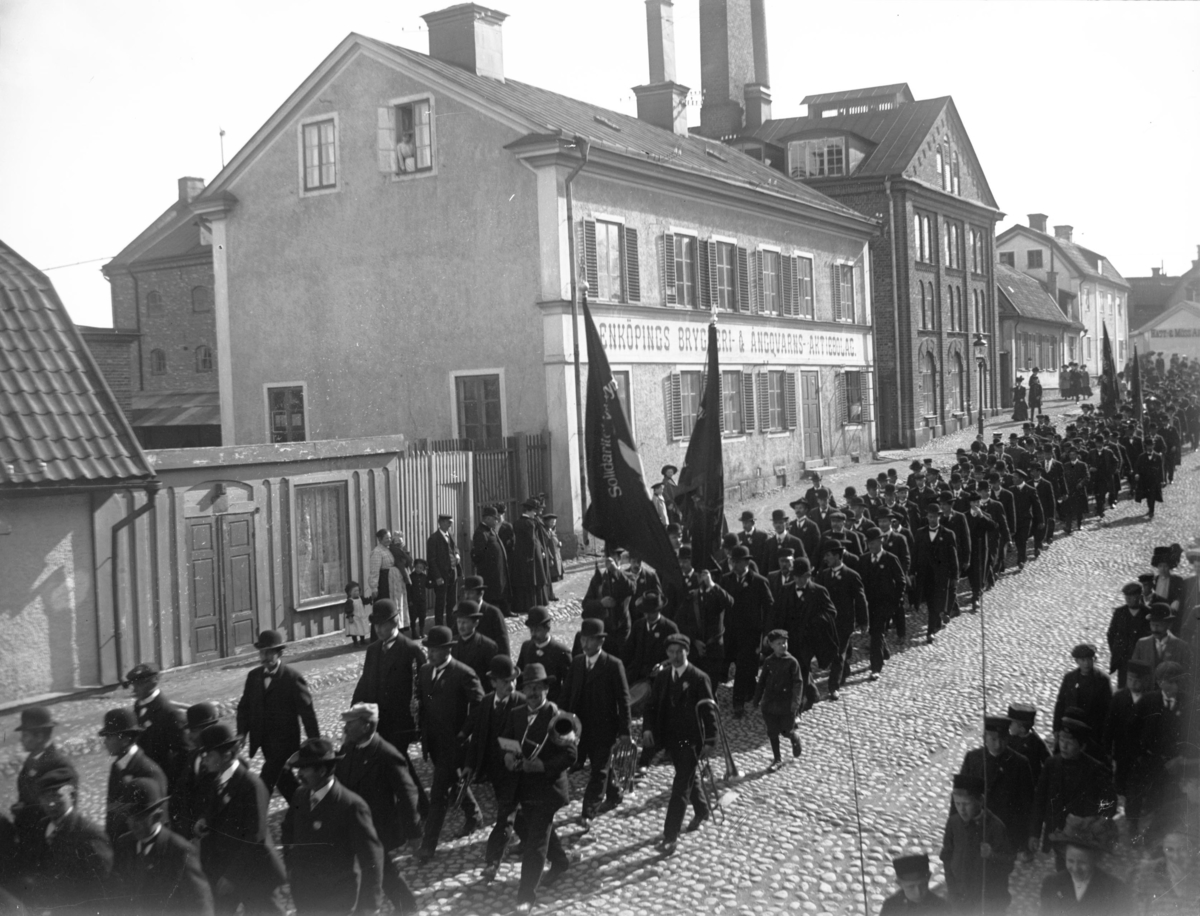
[
  {"x1": 995, "y1": 264, "x2": 1080, "y2": 328},
  {"x1": 1131, "y1": 300, "x2": 1200, "y2": 336}
]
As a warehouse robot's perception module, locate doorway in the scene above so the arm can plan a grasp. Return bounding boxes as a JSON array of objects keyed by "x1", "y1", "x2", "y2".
[
  {"x1": 189, "y1": 513, "x2": 258, "y2": 660},
  {"x1": 800, "y1": 371, "x2": 823, "y2": 460}
]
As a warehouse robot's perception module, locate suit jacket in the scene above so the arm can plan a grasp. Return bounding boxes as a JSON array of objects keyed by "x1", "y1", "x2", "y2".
[
  {"x1": 169, "y1": 749, "x2": 210, "y2": 840},
  {"x1": 351, "y1": 634, "x2": 425, "y2": 749},
  {"x1": 451, "y1": 631, "x2": 499, "y2": 686},
  {"x1": 964, "y1": 509, "x2": 998, "y2": 572},
  {"x1": 462, "y1": 689, "x2": 526, "y2": 782},
  {"x1": 426, "y1": 527, "x2": 461, "y2": 586},
  {"x1": 858, "y1": 550, "x2": 907, "y2": 617},
  {"x1": 281, "y1": 780, "x2": 383, "y2": 916},
  {"x1": 516, "y1": 638, "x2": 572, "y2": 704},
  {"x1": 18, "y1": 810, "x2": 112, "y2": 915},
  {"x1": 1106, "y1": 605, "x2": 1151, "y2": 674},
  {"x1": 694, "y1": 584, "x2": 732, "y2": 658},
  {"x1": 112, "y1": 826, "x2": 213, "y2": 916},
  {"x1": 470, "y1": 523, "x2": 510, "y2": 604},
  {"x1": 510, "y1": 515, "x2": 549, "y2": 591},
  {"x1": 938, "y1": 510, "x2": 971, "y2": 569},
  {"x1": 236, "y1": 663, "x2": 320, "y2": 757},
  {"x1": 1040, "y1": 458, "x2": 1067, "y2": 499},
  {"x1": 1102, "y1": 688, "x2": 1163, "y2": 777},
  {"x1": 417, "y1": 658, "x2": 483, "y2": 762},
  {"x1": 582, "y1": 569, "x2": 634, "y2": 647},
  {"x1": 736, "y1": 528, "x2": 771, "y2": 573},
  {"x1": 622, "y1": 615, "x2": 678, "y2": 683},
  {"x1": 197, "y1": 761, "x2": 284, "y2": 893},
  {"x1": 107, "y1": 748, "x2": 168, "y2": 841},
  {"x1": 1052, "y1": 667, "x2": 1113, "y2": 734},
  {"x1": 1031, "y1": 477, "x2": 1057, "y2": 522},
  {"x1": 980, "y1": 496, "x2": 1010, "y2": 547},
  {"x1": 808, "y1": 506, "x2": 836, "y2": 534},
  {"x1": 1130, "y1": 633, "x2": 1192, "y2": 689},
  {"x1": 134, "y1": 693, "x2": 189, "y2": 789},
  {"x1": 774, "y1": 581, "x2": 840, "y2": 668},
  {"x1": 499, "y1": 701, "x2": 575, "y2": 810},
  {"x1": 880, "y1": 532, "x2": 911, "y2": 574},
  {"x1": 988, "y1": 487, "x2": 1017, "y2": 534},
  {"x1": 815, "y1": 564, "x2": 869, "y2": 640},
  {"x1": 958, "y1": 747, "x2": 1034, "y2": 846},
  {"x1": 1009, "y1": 482, "x2": 1045, "y2": 531},
  {"x1": 562, "y1": 651, "x2": 631, "y2": 748},
  {"x1": 1038, "y1": 867, "x2": 1132, "y2": 914},
  {"x1": 787, "y1": 517, "x2": 823, "y2": 564},
  {"x1": 643, "y1": 662, "x2": 715, "y2": 749},
  {"x1": 14, "y1": 743, "x2": 75, "y2": 835},
  {"x1": 335, "y1": 732, "x2": 420, "y2": 850},
  {"x1": 475, "y1": 600, "x2": 511, "y2": 659},
  {"x1": 720, "y1": 569, "x2": 774, "y2": 635},
  {"x1": 1031, "y1": 752, "x2": 1116, "y2": 844},
  {"x1": 912, "y1": 525, "x2": 959, "y2": 583}
]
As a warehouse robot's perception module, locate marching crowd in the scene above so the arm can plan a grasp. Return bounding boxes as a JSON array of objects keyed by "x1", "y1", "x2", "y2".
[{"x1": 1, "y1": 356, "x2": 1199, "y2": 916}]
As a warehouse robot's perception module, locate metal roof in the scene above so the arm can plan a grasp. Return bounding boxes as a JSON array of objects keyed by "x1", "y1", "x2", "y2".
[
  {"x1": 995, "y1": 263, "x2": 1084, "y2": 329},
  {"x1": 801, "y1": 83, "x2": 914, "y2": 106},
  {"x1": 129, "y1": 391, "x2": 220, "y2": 427},
  {"x1": 0, "y1": 239, "x2": 155, "y2": 489}
]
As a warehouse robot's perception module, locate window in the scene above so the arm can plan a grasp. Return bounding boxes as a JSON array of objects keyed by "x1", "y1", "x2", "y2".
[
  {"x1": 1187, "y1": 282, "x2": 1200, "y2": 303},
  {"x1": 952, "y1": 354, "x2": 965, "y2": 412},
  {"x1": 921, "y1": 352, "x2": 937, "y2": 416},
  {"x1": 788, "y1": 137, "x2": 846, "y2": 178},
  {"x1": 674, "y1": 236, "x2": 697, "y2": 307},
  {"x1": 973, "y1": 289, "x2": 984, "y2": 330},
  {"x1": 936, "y1": 149, "x2": 944, "y2": 186},
  {"x1": 999, "y1": 251, "x2": 1015, "y2": 267},
  {"x1": 145, "y1": 290, "x2": 162, "y2": 314},
  {"x1": 395, "y1": 100, "x2": 432, "y2": 173},
  {"x1": 611, "y1": 370, "x2": 633, "y2": 433},
  {"x1": 302, "y1": 118, "x2": 337, "y2": 190},
  {"x1": 956, "y1": 286, "x2": 965, "y2": 331},
  {"x1": 970, "y1": 228, "x2": 985, "y2": 273},
  {"x1": 761, "y1": 250, "x2": 781, "y2": 315},
  {"x1": 914, "y1": 212, "x2": 934, "y2": 263},
  {"x1": 721, "y1": 370, "x2": 743, "y2": 434},
  {"x1": 944, "y1": 222, "x2": 962, "y2": 269},
  {"x1": 1027, "y1": 249, "x2": 1044, "y2": 269},
  {"x1": 920, "y1": 282, "x2": 931, "y2": 329},
  {"x1": 295, "y1": 482, "x2": 350, "y2": 605},
  {"x1": 585, "y1": 219, "x2": 640, "y2": 303},
  {"x1": 150, "y1": 348, "x2": 166, "y2": 375},
  {"x1": 715, "y1": 242, "x2": 736, "y2": 310},
  {"x1": 942, "y1": 139, "x2": 952, "y2": 191},
  {"x1": 191, "y1": 286, "x2": 212, "y2": 313},
  {"x1": 455, "y1": 374, "x2": 502, "y2": 441},
  {"x1": 842, "y1": 371, "x2": 863, "y2": 424},
  {"x1": 766, "y1": 370, "x2": 787, "y2": 430},
  {"x1": 796, "y1": 256, "x2": 814, "y2": 318},
  {"x1": 1068, "y1": 336, "x2": 1076, "y2": 361},
  {"x1": 833, "y1": 264, "x2": 855, "y2": 322},
  {"x1": 268, "y1": 385, "x2": 306, "y2": 442},
  {"x1": 195, "y1": 345, "x2": 213, "y2": 373},
  {"x1": 952, "y1": 151, "x2": 960, "y2": 196},
  {"x1": 679, "y1": 370, "x2": 702, "y2": 438},
  {"x1": 595, "y1": 220, "x2": 623, "y2": 301}
]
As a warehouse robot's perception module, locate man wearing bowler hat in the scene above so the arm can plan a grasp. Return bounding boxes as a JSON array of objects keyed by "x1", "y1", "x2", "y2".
[
  {"x1": 451, "y1": 599, "x2": 499, "y2": 685},
  {"x1": 911, "y1": 501, "x2": 959, "y2": 645},
  {"x1": 470, "y1": 507, "x2": 511, "y2": 618},
  {"x1": 660, "y1": 464, "x2": 680, "y2": 524},
  {"x1": 170, "y1": 702, "x2": 220, "y2": 840},
  {"x1": 516, "y1": 606, "x2": 572, "y2": 705},
  {"x1": 235, "y1": 629, "x2": 319, "y2": 803},
  {"x1": 1129, "y1": 603, "x2": 1192, "y2": 689},
  {"x1": 765, "y1": 509, "x2": 805, "y2": 575},
  {"x1": 416, "y1": 626, "x2": 484, "y2": 864},
  {"x1": 511, "y1": 498, "x2": 552, "y2": 615},
  {"x1": 100, "y1": 707, "x2": 167, "y2": 843},
  {"x1": 722, "y1": 545, "x2": 773, "y2": 717},
  {"x1": 879, "y1": 853, "x2": 946, "y2": 913},
  {"x1": 426, "y1": 513, "x2": 462, "y2": 628},
  {"x1": 12, "y1": 705, "x2": 77, "y2": 850},
  {"x1": 562, "y1": 617, "x2": 632, "y2": 829},
  {"x1": 193, "y1": 723, "x2": 284, "y2": 915},
  {"x1": 815, "y1": 541, "x2": 867, "y2": 700},
  {"x1": 282, "y1": 738, "x2": 383, "y2": 916},
  {"x1": 461, "y1": 575, "x2": 511, "y2": 657},
  {"x1": 126, "y1": 662, "x2": 189, "y2": 793},
  {"x1": 736, "y1": 510, "x2": 770, "y2": 572},
  {"x1": 352, "y1": 599, "x2": 426, "y2": 755},
  {"x1": 858, "y1": 526, "x2": 908, "y2": 680},
  {"x1": 787, "y1": 499, "x2": 822, "y2": 563},
  {"x1": 111, "y1": 776, "x2": 213, "y2": 916}
]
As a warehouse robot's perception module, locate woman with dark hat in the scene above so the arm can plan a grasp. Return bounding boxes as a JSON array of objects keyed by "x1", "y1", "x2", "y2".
[
  {"x1": 1038, "y1": 815, "x2": 1130, "y2": 913},
  {"x1": 1150, "y1": 545, "x2": 1187, "y2": 628},
  {"x1": 1012, "y1": 376, "x2": 1029, "y2": 422}
]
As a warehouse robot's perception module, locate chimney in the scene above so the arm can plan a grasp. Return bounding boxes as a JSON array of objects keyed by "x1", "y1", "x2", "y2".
[
  {"x1": 422, "y1": 3, "x2": 507, "y2": 81},
  {"x1": 1151, "y1": 267, "x2": 1161, "y2": 278},
  {"x1": 698, "y1": 0, "x2": 757, "y2": 139},
  {"x1": 633, "y1": 0, "x2": 690, "y2": 135},
  {"x1": 1054, "y1": 224, "x2": 1073, "y2": 242},
  {"x1": 1028, "y1": 213, "x2": 1048, "y2": 233},
  {"x1": 743, "y1": 0, "x2": 771, "y2": 129},
  {"x1": 178, "y1": 177, "x2": 205, "y2": 203}
]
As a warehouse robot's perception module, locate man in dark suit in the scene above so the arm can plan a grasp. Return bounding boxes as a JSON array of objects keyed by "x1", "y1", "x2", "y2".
[
  {"x1": 461, "y1": 576, "x2": 510, "y2": 657},
  {"x1": 101, "y1": 708, "x2": 168, "y2": 843},
  {"x1": 721, "y1": 545, "x2": 774, "y2": 717},
  {"x1": 626, "y1": 554, "x2": 663, "y2": 621},
  {"x1": 1028, "y1": 463, "x2": 1059, "y2": 547},
  {"x1": 803, "y1": 473, "x2": 837, "y2": 510},
  {"x1": 815, "y1": 543, "x2": 868, "y2": 699},
  {"x1": 563, "y1": 618, "x2": 632, "y2": 828},
  {"x1": 426, "y1": 513, "x2": 461, "y2": 628},
  {"x1": 787, "y1": 500, "x2": 823, "y2": 563},
  {"x1": 764, "y1": 510, "x2": 805, "y2": 574},
  {"x1": 467, "y1": 656, "x2": 525, "y2": 883},
  {"x1": 1008, "y1": 468, "x2": 1045, "y2": 568},
  {"x1": 416, "y1": 626, "x2": 484, "y2": 863},
  {"x1": 281, "y1": 738, "x2": 383, "y2": 916},
  {"x1": 775, "y1": 559, "x2": 839, "y2": 709},
  {"x1": 499, "y1": 665, "x2": 576, "y2": 910},
  {"x1": 1051, "y1": 644, "x2": 1113, "y2": 739},
  {"x1": 912, "y1": 503, "x2": 959, "y2": 644},
  {"x1": 1062, "y1": 446, "x2": 1092, "y2": 529},
  {"x1": 15, "y1": 766, "x2": 112, "y2": 915},
  {"x1": 127, "y1": 663, "x2": 189, "y2": 793},
  {"x1": 352, "y1": 600, "x2": 425, "y2": 753},
  {"x1": 808, "y1": 489, "x2": 837, "y2": 534},
  {"x1": 736, "y1": 511, "x2": 770, "y2": 571},
  {"x1": 934, "y1": 492, "x2": 970, "y2": 618},
  {"x1": 235, "y1": 629, "x2": 319, "y2": 802},
  {"x1": 979, "y1": 480, "x2": 1011, "y2": 585},
  {"x1": 1129, "y1": 604, "x2": 1192, "y2": 689},
  {"x1": 11, "y1": 706, "x2": 77, "y2": 853},
  {"x1": 623, "y1": 592, "x2": 678, "y2": 684},
  {"x1": 450, "y1": 600, "x2": 499, "y2": 686},
  {"x1": 767, "y1": 549, "x2": 798, "y2": 608},
  {"x1": 876, "y1": 514, "x2": 911, "y2": 636},
  {"x1": 111, "y1": 776, "x2": 213, "y2": 916},
  {"x1": 642, "y1": 635, "x2": 717, "y2": 856},
  {"x1": 858, "y1": 527, "x2": 907, "y2": 680},
  {"x1": 193, "y1": 723, "x2": 285, "y2": 916},
  {"x1": 335, "y1": 704, "x2": 420, "y2": 915},
  {"x1": 691, "y1": 567, "x2": 732, "y2": 689},
  {"x1": 511, "y1": 499, "x2": 551, "y2": 615},
  {"x1": 515, "y1": 606, "x2": 572, "y2": 705},
  {"x1": 962, "y1": 492, "x2": 998, "y2": 610},
  {"x1": 957, "y1": 716, "x2": 1035, "y2": 853},
  {"x1": 470, "y1": 508, "x2": 511, "y2": 617},
  {"x1": 1106, "y1": 583, "x2": 1151, "y2": 688},
  {"x1": 170, "y1": 702, "x2": 219, "y2": 841}
]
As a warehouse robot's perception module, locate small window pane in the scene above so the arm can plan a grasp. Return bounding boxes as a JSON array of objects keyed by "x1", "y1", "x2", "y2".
[
  {"x1": 303, "y1": 119, "x2": 336, "y2": 190},
  {"x1": 596, "y1": 221, "x2": 623, "y2": 301},
  {"x1": 295, "y1": 482, "x2": 349, "y2": 604},
  {"x1": 721, "y1": 370, "x2": 742, "y2": 434},
  {"x1": 268, "y1": 386, "x2": 306, "y2": 442},
  {"x1": 797, "y1": 257, "x2": 814, "y2": 318},
  {"x1": 456, "y1": 374, "x2": 502, "y2": 441},
  {"x1": 679, "y1": 371, "x2": 702, "y2": 438},
  {"x1": 762, "y1": 251, "x2": 780, "y2": 315},
  {"x1": 675, "y1": 236, "x2": 697, "y2": 307},
  {"x1": 768, "y1": 370, "x2": 785, "y2": 430}
]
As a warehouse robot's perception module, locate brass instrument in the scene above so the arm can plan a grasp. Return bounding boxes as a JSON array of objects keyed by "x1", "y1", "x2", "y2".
[
  {"x1": 612, "y1": 734, "x2": 639, "y2": 794},
  {"x1": 452, "y1": 767, "x2": 474, "y2": 809},
  {"x1": 695, "y1": 697, "x2": 739, "y2": 820}
]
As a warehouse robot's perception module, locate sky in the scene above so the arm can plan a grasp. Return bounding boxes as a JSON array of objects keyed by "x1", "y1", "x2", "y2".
[{"x1": 1, "y1": 0, "x2": 1197, "y2": 327}]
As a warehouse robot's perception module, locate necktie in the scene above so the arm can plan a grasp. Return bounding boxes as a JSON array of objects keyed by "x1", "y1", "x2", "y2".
[
  {"x1": 310, "y1": 792, "x2": 320, "y2": 810},
  {"x1": 138, "y1": 838, "x2": 153, "y2": 857}
]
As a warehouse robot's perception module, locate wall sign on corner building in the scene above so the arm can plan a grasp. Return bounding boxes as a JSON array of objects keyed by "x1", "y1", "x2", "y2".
[{"x1": 584, "y1": 314, "x2": 867, "y2": 367}]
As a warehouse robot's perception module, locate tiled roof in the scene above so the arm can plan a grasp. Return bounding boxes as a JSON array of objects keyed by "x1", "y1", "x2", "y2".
[
  {"x1": 1057, "y1": 238, "x2": 1130, "y2": 288},
  {"x1": 1127, "y1": 276, "x2": 1176, "y2": 309},
  {"x1": 995, "y1": 263, "x2": 1083, "y2": 329},
  {"x1": 801, "y1": 84, "x2": 914, "y2": 106},
  {"x1": 0, "y1": 239, "x2": 155, "y2": 488}
]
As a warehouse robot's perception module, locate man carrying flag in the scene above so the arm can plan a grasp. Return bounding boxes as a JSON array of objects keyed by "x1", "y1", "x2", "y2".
[{"x1": 1099, "y1": 323, "x2": 1121, "y2": 418}]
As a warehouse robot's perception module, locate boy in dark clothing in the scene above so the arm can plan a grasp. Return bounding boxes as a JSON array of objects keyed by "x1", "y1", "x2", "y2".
[
  {"x1": 407, "y1": 559, "x2": 429, "y2": 639},
  {"x1": 941, "y1": 774, "x2": 1015, "y2": 913},
  {"x1": 753, "y1": 630, "x2": 803, "y2": 771}
]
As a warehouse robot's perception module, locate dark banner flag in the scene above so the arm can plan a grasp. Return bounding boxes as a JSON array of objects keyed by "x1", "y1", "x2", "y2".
[
  {"x1": 1099, "y1": 322, "x2": 1120, "y2": 417},
  {"x1": 581, "y1": 300, "x2": 682, "y2": 591},
  {"x1": 674, "y1": 319, "x2": 728, "y2": 571},
  {"x1": 1130, "y1": 346, "x2": 1144, "y2": 427}
]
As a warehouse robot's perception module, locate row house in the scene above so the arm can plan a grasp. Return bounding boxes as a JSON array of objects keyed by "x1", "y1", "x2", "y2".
[
  {"x1": 995, "y1": 264, "x2": 1084, "y2": 403},
  {"x1": 1128, "y1": 247, "x2": 1200, "y2": 364}
]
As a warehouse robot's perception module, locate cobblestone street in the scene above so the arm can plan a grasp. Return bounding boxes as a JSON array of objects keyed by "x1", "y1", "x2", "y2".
[{"x1": 3, "y1": 400, "x2": 1197, "y2": 916}]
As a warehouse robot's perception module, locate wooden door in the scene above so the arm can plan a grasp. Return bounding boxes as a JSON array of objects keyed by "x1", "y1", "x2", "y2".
[
  {"x1": 220, "y1": 514, "x2": 258, "y2": 654},
  {"x1": 999, "y1": 355, "x2": 1012, "y2": 408},
  {"x1": 189, "y1": 520, "x2": 221, "y2": 661},
  {"x1": 800, "y1": 371, "x2": 823, "y2": 460}
]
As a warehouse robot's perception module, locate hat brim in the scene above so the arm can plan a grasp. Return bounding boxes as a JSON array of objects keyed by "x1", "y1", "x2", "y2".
[
  {"x1": 253, "y1": 639, "x2": 287, "y2": 651},
  {"x1": 1047, "y1": 831, "x2": 1111, "y2": 853},
  {"x1": 127, "y1": 796, "x2": 172, "y2": 817},
  {"x1": 98, "y1": 724, "x2": 145, "y2": 736},
  {"x1": 521, "y1": 675, "x2": 556, "y2": 688},
  {"x1": 16, "y1": 720, "x2": 58, "y2": 731}
]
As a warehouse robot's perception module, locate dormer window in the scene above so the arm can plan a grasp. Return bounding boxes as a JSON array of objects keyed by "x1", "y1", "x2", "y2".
[{"x1": 788, "y1": 137, "x2": 846, "y2": 178}]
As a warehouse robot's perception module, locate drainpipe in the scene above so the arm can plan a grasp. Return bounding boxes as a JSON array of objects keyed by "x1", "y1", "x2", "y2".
[
  {"x1": 883, "y1": 178, "x2": 905, "y2": 446},
  {"x1": 110, "y1": 479, "x2": 162, "y2": 680},
  {"x1": 563, "y1": 135, "x2": 590, "y2": 545}
]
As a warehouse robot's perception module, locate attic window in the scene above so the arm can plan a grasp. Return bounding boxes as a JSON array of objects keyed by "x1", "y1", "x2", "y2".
[
  {"x1": 593, "y1": 115, "x2": 621, "y2": 132},
  {"x1": 704, "y1": 148, "x2": 727, "y2": 162},
  {"x1": 788, "y1": 137, "x2": 845, "y2": 178}
]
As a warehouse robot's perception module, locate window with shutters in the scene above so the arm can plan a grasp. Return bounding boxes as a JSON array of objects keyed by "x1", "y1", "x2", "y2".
[
  {"x1": 842, "y1": 370, "x2": 863, "y2": 424},
  {"x1": 797, "y1": 256, "x2": 814, "y2": 319},
  {"x1": 586, "y1": 219, "x2": 639, "y2": 303},
  {"x1": 378, "y1": 97, "x2": 435, "y2": 178},
  {"x1": 595, "y1": 220, "x2": 623, "y2": 301},
  {"x1": 742, "y1": 369, "x2": 757, "y2": 432},
  {"x1": 455, "y1": 373, "x2": 503, "y2": 441},
  {"x1": 195, "y1": 345, "x2": 213, "y2": 373},
  {"x1": 300, "y1": 115, "x2": 337, "y2": 193},
  {"x1": 267, "y1": 384, "x2": 307, "y2": 442},
  {"x1": 761, "y1": 250, "x2": 781, "y2": 315},
  {"x1": 837, "y1": 264, "x2": 855, "y2": 322},
  {"x1": 150, "y1": 348, "x2": 166, "y2": 375},
  {"x1": 679, "y1": 370, "x2": 702, "y2": 438},
  {"x1": 674, "y1": 235, "x2": 697, "y2": 307},
  {"x1": 721, "y1": 370, "x2": 743, "y2": 435},
  {"x1": 766, "y1": 370, "x2": 787, "y2": 431},
  {"x1": 715, "y1": 242, "x2": 735, "y2": 310}
]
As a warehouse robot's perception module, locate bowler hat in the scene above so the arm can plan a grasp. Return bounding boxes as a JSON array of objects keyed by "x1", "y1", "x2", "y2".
[
  {"x1": 438, "y1": 512, "x2": 455, "y2": 521},
  {"x1": 453, "y1": 600, "x2": 483, "y2": 619},
  {"x1": 287, "y1": 737, "x2": 343, "y2": 768},
  {"x1": 1147, "y1": 602, "x2": 1176, "y2": 622},
  {"x1": 820, "y1": 541, "x2": 845, "y2": 556},
  {"x1": 677, "y1": 546, "x2": 692, "y2": 560},
  {"x1": 521, "y1": 497, "x2": 539, "y2": 510},
  {"x1": 488, "y1": 655, "x2": 516, "y2": 680},
  {"x1": 99, "y1": 708, "x2": 143, "y2": 737},
  {"x1": 185, "y1": 702, "x2": 220, "y2": 731},
  {"x1": 124, "y1": 663, "x2": 161, "y2": 684},
  {"x1": 777, "y1": 547, "x2": 795, "y2": 559},
  {"x1": 462, "y1": 575, "x2": 486, "y2": 591},
  {"x1": 665, "y1": 633, "x2": 691, "y2": 651},
  {"x1": 1049, "y1": 814, "x2": 1116, "y2": 853},
  {"x1": 1070, "y1": 643, "x2": 1097, "y2": 660},
  {"x1": 369, "y1": 599, "x2": 399, "y2": 624},
  {"x1": 739, "y1": 510, "x2": 755, "y2": 522},
  {"x1": 770, "y1": 509, "x2": 788, "y2": 522},
  {"x1": 952, "y1": 774, "x2": 985, "y2": 796},
  {"x1": 722, "y1": 533, "x2": 740, "y2": 548},
  {"x1": 793, "y1": 557, "x2": 812, "y2": 575},
  {"x1": 253, "y1": 629, "x2": 286, "y2": 651},
  {"x1": 1059, "y1": 717, "x2": 1092, "y2": 739},
  {"x1": 198, "y1": 723, "x2": 240, "y2": 752},
  {"x1": 892, "y1": 854, "x2": 930, "y2": 879},
  {"x1": 15, "y1": 706, "x2": 57, "y2": 731},
  {"x1": 36, "y1": 766, "x2": 77, "y2": 794},
  {"x1": 341, "y1": 702, "x2": 379, "y2": 724},
  {"x1": 1124, "y1": 660, "x2": 1152, "y2": 677},
  {"x1": 788, "y1": 498, "x2": 806, "y2": 510},
  {"x1": 651, "y1": 482, "x2": 663, "y2": 490},
  {"x1": 482, "y1": 506, "x2": 498, "y2": 519},
  {"x1": 580, "y1": 618, "x2": 606, "y2": 638},
  {"x1": 828, "y1": 510, "x2": 846, "y2": 521},
  {"x1": 730, "y1": 545, "x2": 751, "y2": 561},
  {"x1": 525, "y1": 606, "x2": 553, "y2": 628},
  {"x1": 423, "y1": 626, "x2": 454, "y2": 649},
  {"x1": 521, "y1": 663, "x2": 552, "y2": 687},
  {"x1": 637, "y1": 592, "x2": 664, "y2": 613},
  {"x1": 120, "y1": 777, "x2": 170, "y2": 816}
]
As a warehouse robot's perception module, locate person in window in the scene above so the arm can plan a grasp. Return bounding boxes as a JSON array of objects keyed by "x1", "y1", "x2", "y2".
[
  {"x1": 1011, "y1": 376, "x2": 1029, "y2": 422},
  {"x1": 369, "y1": 530, "x2": 411, "y2": 630},
  {"x1": 395, "y1": 136, "x2": 416, "y2": 174}
]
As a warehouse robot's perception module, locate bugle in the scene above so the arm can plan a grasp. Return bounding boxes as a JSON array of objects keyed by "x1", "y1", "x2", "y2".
[{"x1": 611, "y1": 733, "x2": 640, "y2": 795}]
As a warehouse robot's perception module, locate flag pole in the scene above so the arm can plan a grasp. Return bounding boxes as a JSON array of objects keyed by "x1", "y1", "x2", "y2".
[{"x1": 564, "y1": 137, "x2": 591, "y2": 545}]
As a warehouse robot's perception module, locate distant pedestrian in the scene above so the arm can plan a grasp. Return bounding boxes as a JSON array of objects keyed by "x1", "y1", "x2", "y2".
[
  {"x1": 1029, "y1": 368, "x2": 1044, "y2": 416},
  {"x1": 511, "y1": 498, "x2": 552, "y2": 614},
  {"x1": 343, "y1": 581, "x2": 370, "y2": 646},
  {"x1": 940, "y1": 774, "x2": 1014, "y2": 913},
  {"x1": 127, "y1": 662, "x2": 188, "y2": 792},
  {"x1": 426, "y1": 514, "x2": 462, "y2": 627},
  {"x1": 1012, "y1": 376, "x2": 1029, "y2": 422},
  {"x1": 369, "y1": 530, "x2": 411, "y2": 629},
  {"x1": 470, "y1": 507, "x2": 511, "y2": 617}
]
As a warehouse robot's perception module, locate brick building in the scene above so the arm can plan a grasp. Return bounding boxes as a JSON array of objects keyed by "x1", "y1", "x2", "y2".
[
  {"x1": 700, "y1": 64, "x2": 1004, "y2": 447},
  {"x1": 94, "y1": 177, "x2": 220, "y2": 449}
]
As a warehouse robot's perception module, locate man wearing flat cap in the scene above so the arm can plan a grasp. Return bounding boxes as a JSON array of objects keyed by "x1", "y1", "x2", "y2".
[
  {"x1": 1052, "y1": 644, "x2": 1112, "y2": 738},
  {"x1": 940, "y1": 773, "x2": 1014, "y2": 912},
  {"x1": 1129, "y1": 604, "x2": 1192, "y2": 689},
  {"x1": 101, "y1": 707, "x2": 168, "y2": 843},
  {"x1": 236, "y1": 629, "x2": 320, "y2": 803},
  {"x1": 957, "y1": 716, "x2": 1035, "y2": 853},
  {"x1": 1030, "y1": 717, "x2": 1116, "y2": 867},
  {"x1": 281, "y1": 738, "x2": 383, "y2": 916},
  {"x1": 11, "y1": 705, "x2": 77, "y2": 853},
  {"x1": 1106, "y1": 583, "x2": 1151, "y2": 688},
  {"x1": 335, "y1": 704, "x2": 420, "y2": 914},
  {"x1": 880, "y1": 853, "x2": 946, "y2": 913},
  {"x1": 426, "y1": 513, "x2": 462, "y2": 627},
  {"x1": 126, "y1": 662, "x2": 189, "y2": 794}
]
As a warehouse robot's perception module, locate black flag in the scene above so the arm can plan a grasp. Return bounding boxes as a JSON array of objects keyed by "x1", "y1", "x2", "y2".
[
  {"x1": 581, "y1": 300, "x2": 682, "y2": 591},
  {"x1": 674, "y1": 320, "x2": 728, "y2": 570},
  {"x1": 1130, "y1": 346, "x2": 1144, "y2": 427},
  {"x1": 1099, "y1": 322, "x2": 1120, "y2": 417}
]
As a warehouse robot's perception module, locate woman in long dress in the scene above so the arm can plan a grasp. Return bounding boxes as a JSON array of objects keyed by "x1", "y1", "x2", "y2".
[
  {"x1": 1011, "y1": 376, "x2": 1029, "y2": 421},
  {"x1": 368, "y1": 529, "x2": 410, "y2": 628}
]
